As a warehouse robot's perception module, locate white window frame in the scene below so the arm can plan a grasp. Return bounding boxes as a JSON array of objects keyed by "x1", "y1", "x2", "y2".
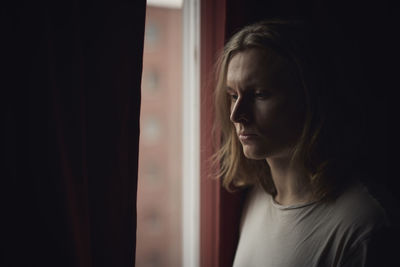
[{"x1": 181, "y1": 0, "x2": 200, "y2": 267}]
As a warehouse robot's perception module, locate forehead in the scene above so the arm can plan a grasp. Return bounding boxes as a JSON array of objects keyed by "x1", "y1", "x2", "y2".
[{"x1": 226, "y1": 48, "x2": 287, "y2": 88}]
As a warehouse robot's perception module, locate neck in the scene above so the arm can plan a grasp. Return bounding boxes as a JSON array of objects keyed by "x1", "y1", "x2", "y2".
[{"x1": 266, "y1": 155, "x2": 314, "y2": 206}]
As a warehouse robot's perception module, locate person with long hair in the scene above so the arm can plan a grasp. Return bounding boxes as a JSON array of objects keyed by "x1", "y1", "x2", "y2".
[{"x1": 213, "y1": 19, "x2": 391, "y2": 266}]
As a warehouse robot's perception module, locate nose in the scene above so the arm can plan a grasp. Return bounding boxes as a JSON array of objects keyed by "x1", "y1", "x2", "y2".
[{"x1": 230, "y1": 96, "x2": 249, "y2": 124}]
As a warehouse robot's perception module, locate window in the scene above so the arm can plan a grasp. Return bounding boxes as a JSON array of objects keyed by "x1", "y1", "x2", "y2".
[{"x1": 136, "y1": 0, "x2": 200, "y2": 267}]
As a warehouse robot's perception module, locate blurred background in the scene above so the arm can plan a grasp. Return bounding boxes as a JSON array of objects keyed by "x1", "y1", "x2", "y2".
[{"x1": 136, "y1": 1, "x2": 184, "y2": 266}]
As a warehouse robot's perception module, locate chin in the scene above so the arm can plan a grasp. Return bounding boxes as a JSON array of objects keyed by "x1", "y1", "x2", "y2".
[{"x1": 242, "y1": 146, "x2": 268, "y2": 160}]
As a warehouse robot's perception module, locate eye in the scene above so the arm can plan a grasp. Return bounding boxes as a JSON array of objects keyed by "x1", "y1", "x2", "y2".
[
  {"x1": 254, "y1": 90, "x2": 271, "y2": 99},
  {"x1": 228, "y1": 92, "x2": 238, "y2": 102}
]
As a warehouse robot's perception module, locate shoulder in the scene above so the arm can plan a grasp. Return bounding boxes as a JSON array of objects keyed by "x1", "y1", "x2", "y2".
[
  {"x1": 329, "y1": 181, "x2": 387, "y2": 232},
  {"x1": 328, "y1": 182, "x2": 397, "y2": 266}
]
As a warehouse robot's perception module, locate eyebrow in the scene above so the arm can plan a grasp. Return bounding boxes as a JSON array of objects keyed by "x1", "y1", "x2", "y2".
[
  {"x1": 225, "y1": 86, "x2": 236, "y2": 92},
  {"x1": 225, "y1": 84, "x2": 262, "y2": 92}
]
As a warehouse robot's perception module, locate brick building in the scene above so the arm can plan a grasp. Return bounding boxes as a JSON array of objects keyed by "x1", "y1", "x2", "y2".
[{"x1": 136, "y1": 4, "x2": 183, "y2": 267}]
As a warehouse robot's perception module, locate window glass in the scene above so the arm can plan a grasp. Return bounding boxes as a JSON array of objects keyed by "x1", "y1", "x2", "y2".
[{"x1": 136, "y1": 2, "x2": 183, "y2": 267}]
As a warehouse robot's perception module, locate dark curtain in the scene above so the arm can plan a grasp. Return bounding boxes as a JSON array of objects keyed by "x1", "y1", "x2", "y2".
[{"x1": 3, "y1": 1, "x2": 146, "y2": 266}]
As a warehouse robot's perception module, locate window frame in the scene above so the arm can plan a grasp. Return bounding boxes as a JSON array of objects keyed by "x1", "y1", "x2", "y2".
[{"x1": 182, "y1": 0, "x2": 201, "y2": 266}]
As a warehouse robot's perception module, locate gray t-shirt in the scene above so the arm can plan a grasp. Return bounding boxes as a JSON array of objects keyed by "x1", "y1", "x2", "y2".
[{"x1": 233, "y1": 182, "x2": 387, "y2": 267}]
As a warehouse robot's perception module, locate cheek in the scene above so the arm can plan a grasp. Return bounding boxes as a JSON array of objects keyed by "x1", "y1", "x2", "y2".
[
  {"x1": 253, "y1": 101, "x2": 281, "y2": 130},
  {"x1": 285, "y1": 97, "x2": 306, "y2": 132},
  {"x1": 255, "y1": 99, "x2": 303, "y2": 136}
]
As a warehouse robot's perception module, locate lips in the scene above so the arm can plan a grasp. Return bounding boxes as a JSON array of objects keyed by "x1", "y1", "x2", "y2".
[
  {"x1": 238, "y1": 132, "x2": 258, "y2": 142},
  {"x1": 239, "y1": 131, "x2": 257, "y2": 136}
]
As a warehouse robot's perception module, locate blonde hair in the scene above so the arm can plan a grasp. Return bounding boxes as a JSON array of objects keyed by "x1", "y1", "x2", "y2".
[{"x1": 212, "y1": 19, "x2": 359, "y2": 200}]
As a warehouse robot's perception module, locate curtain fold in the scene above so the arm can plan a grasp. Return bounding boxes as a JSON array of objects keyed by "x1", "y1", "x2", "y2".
[{"x1": 4, "y1": 1, "x2": 146, "y2": 266}]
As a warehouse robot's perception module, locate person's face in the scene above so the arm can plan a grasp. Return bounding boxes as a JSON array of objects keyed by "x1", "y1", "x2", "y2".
[{"x1": 226, "y1": 48, "x2": 305, "y2": 160}]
